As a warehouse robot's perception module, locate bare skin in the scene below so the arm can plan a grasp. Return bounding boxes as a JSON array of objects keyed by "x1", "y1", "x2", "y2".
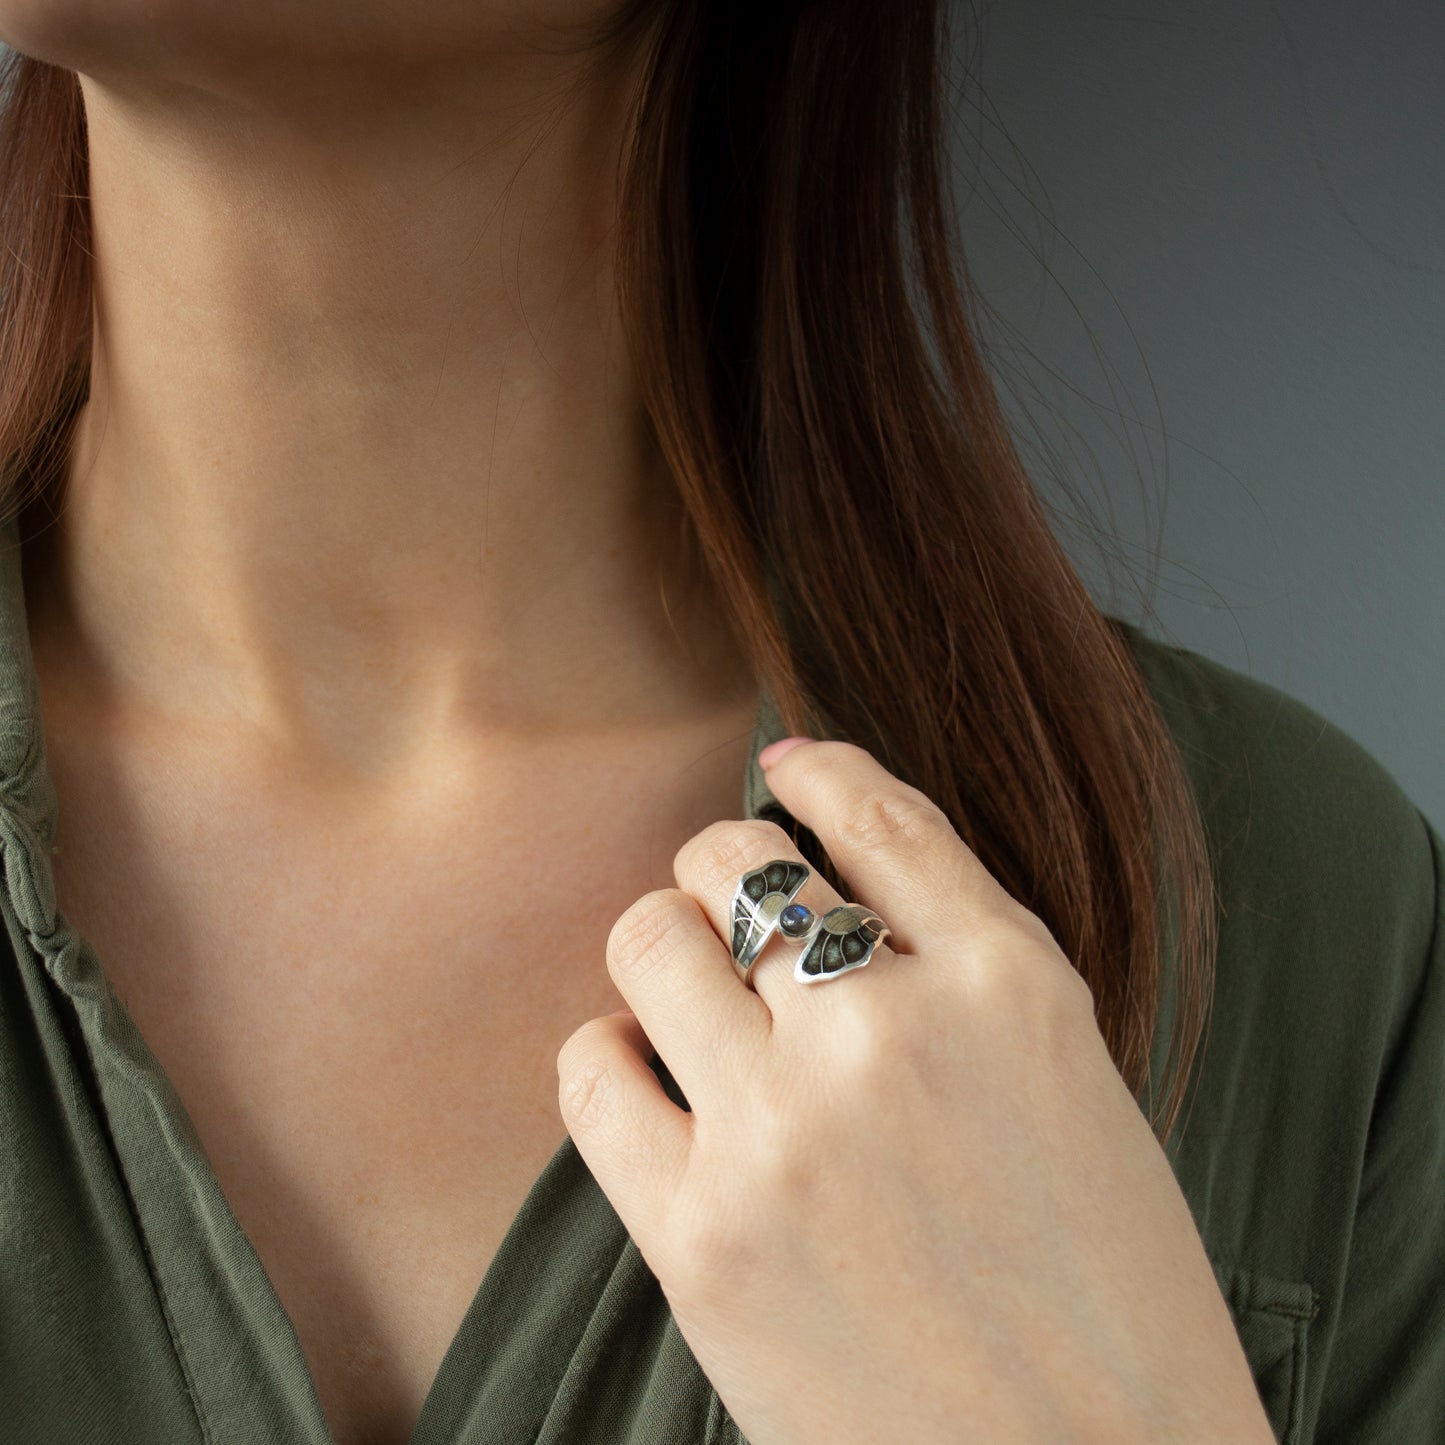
[{"x1": 1, "y1": 2, "x2": 758, "y2": 1441}]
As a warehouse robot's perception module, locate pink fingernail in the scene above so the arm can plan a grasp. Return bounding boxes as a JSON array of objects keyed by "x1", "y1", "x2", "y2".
[{"x1": 758, "y1": 735, "x2": 813, "y2": 770}]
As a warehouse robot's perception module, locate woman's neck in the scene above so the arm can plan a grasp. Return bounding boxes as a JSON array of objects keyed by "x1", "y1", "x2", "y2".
[{"x1": 21, "y1": 32, "x2": 755, "y2": 773}]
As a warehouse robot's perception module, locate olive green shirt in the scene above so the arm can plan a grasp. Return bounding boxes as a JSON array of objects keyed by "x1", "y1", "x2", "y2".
[{"x1": 1, "y1": 512, "x2": 1441, "y2": 1445}]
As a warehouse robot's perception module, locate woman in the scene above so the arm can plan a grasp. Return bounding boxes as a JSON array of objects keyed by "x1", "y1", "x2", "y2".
[{"x1": 0, "y1": 3, "x2": 1439, "y2": 1443}]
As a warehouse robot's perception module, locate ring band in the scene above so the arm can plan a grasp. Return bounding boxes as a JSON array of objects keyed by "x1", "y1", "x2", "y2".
[{"x1": 729, "y1": 859, "x2": 892, "y2": 988}]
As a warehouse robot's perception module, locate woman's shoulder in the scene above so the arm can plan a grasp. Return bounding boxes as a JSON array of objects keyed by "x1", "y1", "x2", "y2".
[
  {"x1": 1105, "y1": 621, "x2": 1445, "y2": 1443},
  {"x1": 1110, "y1": 614, "x2": 1438, "y2": 954},
  {"x1": 1111, "y1": 615, "x2": 1440, "y2": 1206}
]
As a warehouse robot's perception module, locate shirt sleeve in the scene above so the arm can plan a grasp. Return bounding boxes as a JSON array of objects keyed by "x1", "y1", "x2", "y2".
[{"x1": 1312, "y1": 807, "x2": 1445, "y2": 1443}]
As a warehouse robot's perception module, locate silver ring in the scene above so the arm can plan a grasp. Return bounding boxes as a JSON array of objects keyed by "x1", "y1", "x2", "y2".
[{"x1": 729, "y1": 858, "x2": 891, "y2": 988}]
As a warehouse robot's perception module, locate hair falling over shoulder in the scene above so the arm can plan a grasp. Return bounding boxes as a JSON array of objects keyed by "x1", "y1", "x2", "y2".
[{"x1": 0, "y1": 2, "x2": 1216, "y2": 1151}]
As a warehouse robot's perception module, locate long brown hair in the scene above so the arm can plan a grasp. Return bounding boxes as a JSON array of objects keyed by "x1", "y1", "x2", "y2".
[{"x1": 0, "y1": 3, "x2": 1216, "y2": 1150}]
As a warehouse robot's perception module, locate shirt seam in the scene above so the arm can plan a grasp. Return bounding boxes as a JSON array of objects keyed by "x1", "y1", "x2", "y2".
[
  {"x1": 121, "y1": 1139, "x2": 215, "y2": 1444},
  {"x1": 3, "y1": 865, "x2": 215, "y2": 1443}
]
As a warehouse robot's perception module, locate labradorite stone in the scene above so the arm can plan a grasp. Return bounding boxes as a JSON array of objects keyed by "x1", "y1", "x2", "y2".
[{"x1": 779, "y1": 903, "x2": 814, "y2": 936}]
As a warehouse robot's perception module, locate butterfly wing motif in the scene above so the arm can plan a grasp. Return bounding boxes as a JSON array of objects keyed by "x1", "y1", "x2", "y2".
[
  {"x1": 730, "y1": 859, "x2": 811, "y2": 973},
  {"x1": 795, "y1": 904, "x2": 889, "y2": 983}
]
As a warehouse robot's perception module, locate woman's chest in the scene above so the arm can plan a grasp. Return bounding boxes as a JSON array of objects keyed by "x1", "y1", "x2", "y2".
[
  {"x1": 43, "y1": 780, "x2": 710, "y2": 1445},
  {"x1": 62, "y1": 842, "x2": 632, "y2": 1445}
]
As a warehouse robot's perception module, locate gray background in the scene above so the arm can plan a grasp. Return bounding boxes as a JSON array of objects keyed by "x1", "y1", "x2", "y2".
[{"x1": 950, "y1": 0, "x2": 1444, "y2": 829}]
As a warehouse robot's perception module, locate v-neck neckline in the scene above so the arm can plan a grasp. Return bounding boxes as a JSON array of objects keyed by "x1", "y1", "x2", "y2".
[{"x1": 31, "y1": 906, "x2": 694, "y2": 1445}]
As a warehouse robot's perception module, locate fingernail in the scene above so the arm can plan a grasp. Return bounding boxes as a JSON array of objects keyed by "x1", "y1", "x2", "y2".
[{"x1": 758, "y1": 735, "x2": 813, "y2": 770}]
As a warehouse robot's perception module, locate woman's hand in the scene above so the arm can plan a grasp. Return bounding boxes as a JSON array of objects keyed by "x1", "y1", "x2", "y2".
[{"x1": 556, "y1": 738, "x2": 1274, "y2": 1445}]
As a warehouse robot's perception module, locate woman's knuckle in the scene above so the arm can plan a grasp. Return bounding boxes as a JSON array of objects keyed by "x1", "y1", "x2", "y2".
[
  {"x1": 557, "y1": 1051, "x2": 613, "y2": 1130},
  {"x1": 682, "y1": 818, "x2": 791, "y2": 892},
  {"x1": 606, "y1": 891, "x2": 689, "y2": 984},
  {"x1": 960, "y1": 915, "x2": 1095, "y2": 1039},
  {"x1": 988, "y1": 904, "x2": 1091, "y2": 1010},
  {"x1": 837, "y1": 789, "x2": 948, "y2": 856}
]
